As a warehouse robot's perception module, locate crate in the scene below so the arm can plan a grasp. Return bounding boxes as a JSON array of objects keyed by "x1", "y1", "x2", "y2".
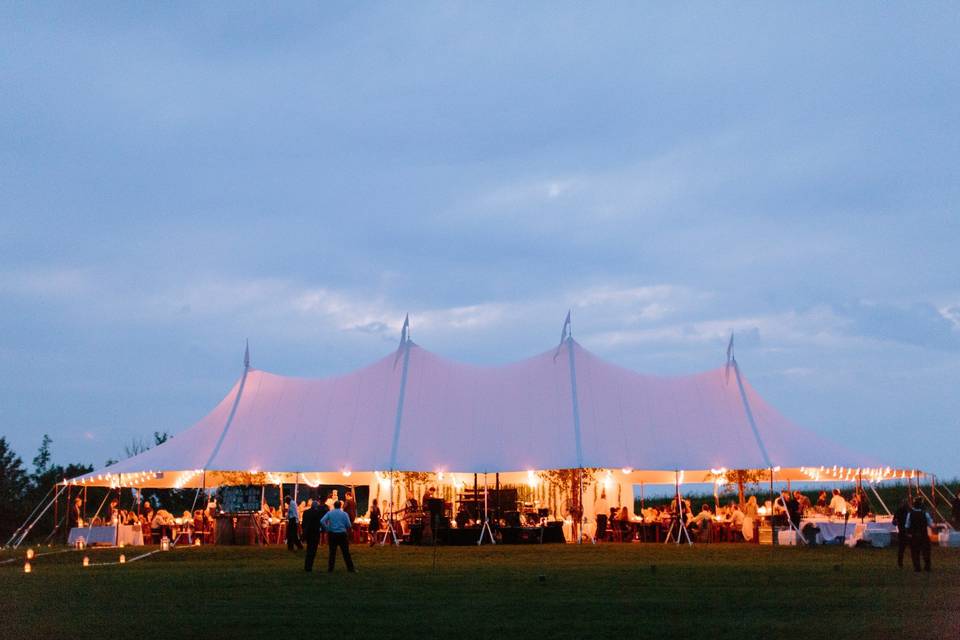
[{"x1": 758, "y1": 526, "x2": 773, "y2": 545}]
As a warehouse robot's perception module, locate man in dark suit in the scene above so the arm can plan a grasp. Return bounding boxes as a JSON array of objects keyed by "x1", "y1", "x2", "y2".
[
  {"x1": 302, "y1": 499, "x2": 323, "y2": 572},
  {"x1": 905, "y1": 496, "x2": 934, "y2": 572}
]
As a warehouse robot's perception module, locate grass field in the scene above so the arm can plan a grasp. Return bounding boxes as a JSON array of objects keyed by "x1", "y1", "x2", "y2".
[{"x1": 2, "y1": 543, "x2": 957, "y2": 639}]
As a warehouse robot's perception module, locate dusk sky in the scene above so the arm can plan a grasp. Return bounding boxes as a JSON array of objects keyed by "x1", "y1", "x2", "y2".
[{"x1": 2, "y1": 4, "x2": 958, "y2": 476}]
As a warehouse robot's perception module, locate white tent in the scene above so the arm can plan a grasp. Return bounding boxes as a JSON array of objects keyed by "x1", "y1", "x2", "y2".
[{"x1": 70, "y1": 334, "x2": 902, "y2": 490}]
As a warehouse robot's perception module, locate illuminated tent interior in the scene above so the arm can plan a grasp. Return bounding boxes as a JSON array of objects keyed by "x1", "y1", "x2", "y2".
[{"x1": 68, "y1": 332, "x2": 909, "y2": 512}]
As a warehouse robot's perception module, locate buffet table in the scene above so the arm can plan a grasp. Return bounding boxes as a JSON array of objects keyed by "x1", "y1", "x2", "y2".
[{"x1": 68, "y1": 524, "x2": 144, "y2": 547}]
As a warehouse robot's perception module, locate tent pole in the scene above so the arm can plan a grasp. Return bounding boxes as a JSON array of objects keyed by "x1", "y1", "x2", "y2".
[
  {"x1": 65, "y1": 481, "x2": 71, "y2": 545},
  {"x1": 53, "y1": 480, "x2": 59, "y2": 542},
  {"x1": 768, "y1": 467, "x2": 775, "y2": 545}
]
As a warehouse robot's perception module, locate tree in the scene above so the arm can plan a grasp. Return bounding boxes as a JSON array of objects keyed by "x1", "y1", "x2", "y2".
[
  {"x1": 0, "y1": 437, "x2": 30, "y2": 541},
  {"x1": 722, "y1": 469, "x2": 770, "y2": 506},
  {"x1": 32, "y1": 434, "x2": 52, "y2": 476}
]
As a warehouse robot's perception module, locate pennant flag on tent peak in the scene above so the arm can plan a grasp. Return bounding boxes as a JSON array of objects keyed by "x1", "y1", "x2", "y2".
[
  {"x1": 724, "y1": 332, "x2": 734, "y2": 384},
  {"x1": 394, "y1": 315, "x2": 410, "y2": 368},
  {"x1": 553, "y1": 311, "x2": 571, "y2": 361},
  {"x1": 244, "y1": 340, "x2": 250, "y2": 369}
]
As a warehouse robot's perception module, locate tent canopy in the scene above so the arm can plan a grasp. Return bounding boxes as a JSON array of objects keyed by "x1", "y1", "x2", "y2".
[{"x1": 72, "y1": 338, "x2": 894, "y2": 488}]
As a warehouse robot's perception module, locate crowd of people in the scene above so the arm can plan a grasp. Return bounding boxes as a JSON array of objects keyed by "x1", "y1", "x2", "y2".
[
  {"x1": 589, "y1": 486, "x2": 892, "y2": 544},
  {"x1": 66, "y1": 495, "x2": 215, "y2": 544}
]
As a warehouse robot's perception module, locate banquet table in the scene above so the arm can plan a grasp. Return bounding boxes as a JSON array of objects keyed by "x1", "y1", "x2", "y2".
[
  {"x1": 800, "y1": 518, "x2": 895, "y2": 547},
  {"x1": 68, "y1": 524, "x2": 144, "y2": 547}
]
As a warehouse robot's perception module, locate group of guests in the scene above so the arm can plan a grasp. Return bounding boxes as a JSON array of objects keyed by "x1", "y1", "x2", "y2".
[
  {"x1": 589, "y1": 486, "x2": 883, "y2": 543},
  {"x1": 67, "y1": 496, "x2": 214, "y2": 544},
  {"x1": 283, "y1": 491, "x2": 362, "y2": 572}
]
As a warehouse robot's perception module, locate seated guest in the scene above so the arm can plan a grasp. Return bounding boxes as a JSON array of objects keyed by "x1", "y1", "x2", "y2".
[
  {"x1": 829, "y1": 489, "x2": 848, "y2": 516},
  {"x1": 854, "y1": 491, "x2": 870, "y2": 519},
  {"x1": 731, "y1": 504, "x2": 745, "y2": 531},
  {"x1": 617, "y1": 506, "x2": 632, "y2": 535},
  {"x1": 688, "y1": 504, "x2": 714, "y2": 539},
  {"x1": 778, "y1": 491, "x2": 801, "y2": 530},
  {"x1": 816, "y1": 491, "x2": 828, "y2": 509},
  {"x1": 794, "y1": 491, "x2": 812, "y2": 514}
]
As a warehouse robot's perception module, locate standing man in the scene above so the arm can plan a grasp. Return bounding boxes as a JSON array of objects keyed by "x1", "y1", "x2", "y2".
[
  {"x1": 285, "y1": 495, "x2": 303, "y2": 551},
  {"x1": 951, "y1": 490, "x2": 960, "y2": 530},
  {"x1": 343, "y1": 490, "x2": 358, "y2": 523},
  {"x1": 320, "y1": 500, "x2": 355, "y2": 573},
  {"x1": 302, "y1": 498, "x2": 323, "y2": 572},
  {"x1": 904, "y1": 496, "x2": 934, "y2": 572}
]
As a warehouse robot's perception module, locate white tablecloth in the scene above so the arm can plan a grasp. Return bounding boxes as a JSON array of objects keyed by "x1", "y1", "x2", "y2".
[
  {"x1": 68, "y1": 525, "x2": 144, "y2": 547},
  {"x1": 800, "y1": 519, "x2": 895, "y2": 547}
]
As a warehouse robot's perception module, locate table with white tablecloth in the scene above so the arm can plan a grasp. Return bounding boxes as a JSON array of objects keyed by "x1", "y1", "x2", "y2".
[
  {"x1": 800, "y1": 518, "x2": 895, "y2": 547},
  {"x1": 68, "y1": 524, "x2": 144, "y2": 547}
]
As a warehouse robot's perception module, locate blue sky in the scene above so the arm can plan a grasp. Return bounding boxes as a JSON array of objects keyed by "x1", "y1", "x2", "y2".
[{"x1": 2, "y1": 3, "x2": 958, "y2": 475}]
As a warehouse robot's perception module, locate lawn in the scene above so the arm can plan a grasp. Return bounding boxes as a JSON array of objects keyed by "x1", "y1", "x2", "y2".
[{"x1": 2, "y1": 543, "x2": 957, "y2": 639}]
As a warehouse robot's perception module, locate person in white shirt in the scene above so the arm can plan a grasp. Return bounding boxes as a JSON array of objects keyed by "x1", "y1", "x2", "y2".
[
  {"x1": 325, "y1": 490, "x2": 338, "y2": 512},
  {"x1": 829, "y1": 489, "x2": 848, "y2": 516}
]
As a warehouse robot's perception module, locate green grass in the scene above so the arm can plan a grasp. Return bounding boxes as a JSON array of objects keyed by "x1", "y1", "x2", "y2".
[{"x1": 2, "y1": 543, "x2": 957, "y2": 639}]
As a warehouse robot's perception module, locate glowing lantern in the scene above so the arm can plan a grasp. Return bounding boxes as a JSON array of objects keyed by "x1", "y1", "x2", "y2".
[
  {"x1": 25, "y1": 548, "x2": 35, "y2": 560},
  {"x1": 119, "y1": 554, "x2": 126, "y2": 564},
  {"x1": 24, "y1": 561, "x2": 32, "y2": 574},
  {"x1": 83, "y1": 556, "x2": 90, "y2": 567},
  {"x1": 194, "y1": 538, "x2": 201, "y2": 547},
  {"x1": 160, "y1": 537, "x2": 170, "y2": 551}
]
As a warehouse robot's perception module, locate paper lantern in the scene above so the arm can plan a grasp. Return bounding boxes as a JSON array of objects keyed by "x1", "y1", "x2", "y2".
[
  {"x1": 119, "y1": 554, "x2": 126, "y2": 564},
  {"x1": 76, "y1": 538, "x2": 86, "y2": 550},
  {"x1": 160, "y1": 537, "x2": 170, "y2": 551},
  {"x1": 25, "y1": 548, "x2": 35, "y2": 560},
  {"x1": 82, "y1": 556, "x2": 90, "y2": 567},
  {"x1": 193, "y1": 538, "x2": 201, "y2": 546},
  {"x1": 24, "y1": 561, "x2": 32, "y2": 574}
]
